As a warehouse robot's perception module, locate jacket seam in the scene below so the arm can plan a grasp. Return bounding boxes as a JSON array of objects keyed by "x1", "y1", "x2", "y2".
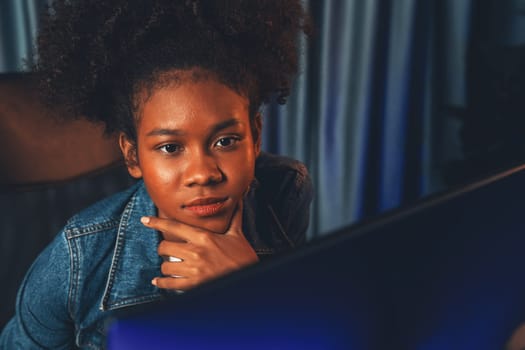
[
  {"x1": 66, "y1": 221, "x2": 120, "y2": 239},
  {"x1": 66, "y1": 231, "x2": 80, "y2": 338},
  {"x1": 100, "y1": 195, "x2": 136, "y2": 311},
  {"x1": 104, "y1": 294, "x2": 163, "y2": 311}
]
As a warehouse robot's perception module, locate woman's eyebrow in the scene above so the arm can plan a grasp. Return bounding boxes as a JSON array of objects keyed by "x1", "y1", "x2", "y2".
[
  {"x1": 145, "y1": 118, "x2": 241, "y2": 137},
  {"x1": 146, "y1": 128, "x2": 186, "y2": 137}
]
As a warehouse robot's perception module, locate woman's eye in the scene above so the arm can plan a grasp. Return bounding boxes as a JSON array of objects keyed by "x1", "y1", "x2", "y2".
[
  {"x1": 159, "y1": 144, "x2": 182, "y2": 153},
  {"x1": 215, "y1": 137, "x2": 238, "y2": 148}
]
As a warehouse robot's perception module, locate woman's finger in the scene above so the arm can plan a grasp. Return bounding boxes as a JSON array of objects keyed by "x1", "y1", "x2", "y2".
[
  {"x1": 152, "y1": 276, "x2": 199, "y2": 291},
  {"x1": 141, "y1": 216, "x2": 205, "y2": 242}
]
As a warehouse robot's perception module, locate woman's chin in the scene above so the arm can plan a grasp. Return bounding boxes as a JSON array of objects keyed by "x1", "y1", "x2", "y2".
[
  {"x1": 196, "y1": 219, "x2": 230, "y2": 234},
  {"x1": 184, "y1": 205, "x2": 236, "y2": 234},
  {"x1": 178, "y1": 215, "x2": 231, "y2": 234}
]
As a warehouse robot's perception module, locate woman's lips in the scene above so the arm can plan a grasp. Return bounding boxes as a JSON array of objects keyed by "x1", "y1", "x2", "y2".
[{"x1": 183, "y1": 197, "x2": 228, "y2": 217}]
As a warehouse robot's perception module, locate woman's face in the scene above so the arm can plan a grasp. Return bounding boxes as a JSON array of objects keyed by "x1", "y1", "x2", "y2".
[{"x1": 120, "y1": 77, "x2": 260, "y2": 234}]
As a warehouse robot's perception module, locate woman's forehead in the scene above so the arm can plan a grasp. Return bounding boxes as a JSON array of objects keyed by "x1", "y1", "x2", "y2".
[{"x1": 135, "y1": 77, "x2": 250, "y2": 133}]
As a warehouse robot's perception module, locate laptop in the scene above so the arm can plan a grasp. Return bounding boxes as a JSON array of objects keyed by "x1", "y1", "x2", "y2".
[{"x1": 107, "y1": 164, "x2": 525, "y2": 349}]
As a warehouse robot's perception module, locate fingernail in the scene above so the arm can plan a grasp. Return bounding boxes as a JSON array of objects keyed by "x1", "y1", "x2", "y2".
[
  {"x1": 141, "y1": 216, "x2": 150, "y2": 224},
  {"x1": 151, "y1": 278, "x2": 157, "y2": 286}
]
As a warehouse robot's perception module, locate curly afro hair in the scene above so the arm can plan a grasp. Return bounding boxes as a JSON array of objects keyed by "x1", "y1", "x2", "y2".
[{"x1": 35, "y1": 0, "x2": 311, "y2": 142}]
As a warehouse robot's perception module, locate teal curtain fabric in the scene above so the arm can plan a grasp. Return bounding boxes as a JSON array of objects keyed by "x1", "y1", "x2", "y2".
[
  {"x1": 262, "y1": 0, "x2": 472, "y2": 238},
  {"x1": 0, "y1": 0, "x2": 44, "y2": 72}
]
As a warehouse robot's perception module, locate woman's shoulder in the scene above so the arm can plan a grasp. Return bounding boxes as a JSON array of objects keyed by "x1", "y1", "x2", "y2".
[
  {"x1": 253, "y1": 153, "x2": 313, "y2": 247},
  {"x1": 255, "y1": 152, "x2": 312, "y2": 195}
]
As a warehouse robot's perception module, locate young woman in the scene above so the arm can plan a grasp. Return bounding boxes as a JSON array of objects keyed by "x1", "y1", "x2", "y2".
[{"x1": 1, "y1": 1, "x2": 313, "y2": 348}]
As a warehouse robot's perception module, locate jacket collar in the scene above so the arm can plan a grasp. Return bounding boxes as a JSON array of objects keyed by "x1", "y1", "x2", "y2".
[{"x1": 100, "y1": 182, "x2": 163, "y2": 311}]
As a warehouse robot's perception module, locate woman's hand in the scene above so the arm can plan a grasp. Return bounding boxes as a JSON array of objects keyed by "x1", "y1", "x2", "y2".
[{"x1": 141, "y1": 202, "x2": 259, "y2": 291}]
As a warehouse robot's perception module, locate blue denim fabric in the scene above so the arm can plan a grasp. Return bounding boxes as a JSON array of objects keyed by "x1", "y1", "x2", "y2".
[{"x1": 0, "y1": 152, "x2": 313, "y2": 349}]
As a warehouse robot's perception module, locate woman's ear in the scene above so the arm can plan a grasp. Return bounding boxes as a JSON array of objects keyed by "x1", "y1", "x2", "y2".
[
  {"x1": 252, "y1": 113, "x2": 262, "y2": 157},
  {"x1": 118, "y1": 133, "x2": 143, "y2": 179}
]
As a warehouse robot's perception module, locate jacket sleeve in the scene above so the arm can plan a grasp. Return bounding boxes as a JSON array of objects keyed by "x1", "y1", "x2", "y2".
[{"x1": 0, "y1": 230, "x2": 76, "y2": 349}]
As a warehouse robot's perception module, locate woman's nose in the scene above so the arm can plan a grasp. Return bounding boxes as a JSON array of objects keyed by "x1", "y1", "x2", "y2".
[{"x1": 183, "y1": 153, "x2": 224, "y2": 186}]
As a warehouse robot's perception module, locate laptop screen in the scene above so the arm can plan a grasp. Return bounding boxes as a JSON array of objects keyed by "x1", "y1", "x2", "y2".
[{"x1": 107, "y1": 165, "x2": 525, "y2": 349}]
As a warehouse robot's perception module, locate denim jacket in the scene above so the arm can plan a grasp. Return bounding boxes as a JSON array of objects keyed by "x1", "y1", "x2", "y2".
[{"x1": 0, "y1": 152, "x2": 313, "y2": 349}]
